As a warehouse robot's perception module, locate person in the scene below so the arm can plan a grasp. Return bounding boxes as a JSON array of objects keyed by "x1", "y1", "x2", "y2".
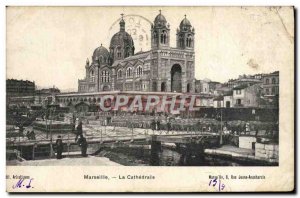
[
  {"x1": 77, "y1": 135, "x2": 88, "y2": 157},
  {"x1": 167, "y1": 121, "x2": 171, "y2": 133},
  {"x1": 156, "y1": 120, "x2": 160, "y2": 131},
  {"x1": 55, "y1": 136, "x2": 63, "y2": 159},
  {"x1": 30, "y1": 130, "x2": 36, "y2": 140},
  {"x1": 75, "y1": 120, "x2": 83, "y2": 142},
  {"x1": 26, "y1": 131, "x2": 31, "y2": 140},
  {"x1": 245, "y1": 122, "x2": 250, "y2": 135},
  {"x1": 151, "y1": 119, "x2": 156, "y2": 131},
  {"x1": 18, "y1": 124, "x2": 24, "y2": 136},
  {"x1": 255, "y1": 128, "x2": 259, "y2": 137}
]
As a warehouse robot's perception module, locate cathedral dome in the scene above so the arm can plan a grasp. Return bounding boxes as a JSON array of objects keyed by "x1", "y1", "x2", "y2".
[
  {"x1": 109, "y1": 31, "x2": 134, "y2": 49},
  {"x1": 108, "y1": 14, "x2": 135, "y2": 63},
  {"x1": 179, "y1": 15, "x2": 192, "y2": 30},
  {"x1": 92, "y1": 45, "x2": 109, "y2": 63},
  {"x1": 154, "y1": 10, "x2": 167, "y2": 27}
]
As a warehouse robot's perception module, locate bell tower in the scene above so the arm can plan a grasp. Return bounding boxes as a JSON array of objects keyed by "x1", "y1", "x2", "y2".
[
  {"x1": 176, "y1": 15, "x2": 195, "y2": 50},
  {"x1": 151, "y1": 10, "x2": 170, "y2": 50}
]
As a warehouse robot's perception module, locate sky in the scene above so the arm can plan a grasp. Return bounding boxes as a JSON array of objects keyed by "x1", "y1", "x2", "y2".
[{"x1": 6, "y1": 6, "x2": 294, "y2": 91}]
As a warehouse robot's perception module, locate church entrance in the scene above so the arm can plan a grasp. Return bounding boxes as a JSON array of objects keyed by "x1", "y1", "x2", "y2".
[{"x1": 171, "y1": 64, "x2": 182, "y2": 92}]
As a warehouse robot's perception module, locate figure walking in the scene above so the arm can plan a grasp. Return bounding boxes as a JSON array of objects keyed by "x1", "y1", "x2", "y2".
[
  {"x1": 55, "y1": 135, "x2": 63, "y2": 159},
  {"x1": 77, "y1": 135, "x2": 88, "y2": 157},
  {"x1": 75, "y1": 120, "x2": 83, "y2": 142}
]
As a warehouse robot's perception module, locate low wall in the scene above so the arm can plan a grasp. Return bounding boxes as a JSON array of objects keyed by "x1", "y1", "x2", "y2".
[
  {"x1": 255, "y1": 143, "x2": 278, "y2": 161},
  {"x1": 239, "y1": 136, "x2": 256, "y2": 149},
  {"x1": 33, "y1": 121, "x2": 73, "y2": 133}
]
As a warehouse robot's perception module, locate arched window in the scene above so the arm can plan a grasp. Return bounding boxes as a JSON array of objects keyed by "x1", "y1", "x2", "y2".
[
  {"x1": 272, "y1": 78, "x2": 276, "y2": 84},
  {"x1": 187, "y1": 34, "x2": 193, "y2": 47},
  {"x1": 126, "y1": 67, "x2": 133, "y2": 78},
  {"x1": 153, "y1": 31, "x2": 158, "y2": 43},
  {"x1": 161, "y1": 30, "x2": 167, "y2": 44},
  {"x1": 90, "y1": 70, "x2": 95, "y2": 82},
  {"x1": 117, "y1": 47, "x2": 121, "y2": 58},
  {"x1": 117, "y1": 69, "x2": 123, "y2": 79},
  {"x1": 266, "y1": 78, "x2": 270, "y2": 84},
  {"x1": 101, "y1": 70, "x2": 110, "y2": 82},
  {"x1": 272, "y1": 87, "x2": 275, "y2": 94},
  {"x1": 266, "y1": 88, "x2": 269, "y2": 95},
  {"x1": 136, "y1": 66, "x2": 143, "y2": 77},
  {"x1": 179, "y1": 35, "x2": 184, "y2": 47},
  {"x1": 125, "y1": 46, "x2": 130, "y2": 57},
  {"x1": 99, "y1": 56, "x2": 103, "y2": 63}
]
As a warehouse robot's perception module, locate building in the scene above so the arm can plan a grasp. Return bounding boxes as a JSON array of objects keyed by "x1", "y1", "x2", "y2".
[
  {"x1": 199, "y1": 79, "x2": 210, "y2": 94},
  {"x1": 35, "y1": 87, "x2": 61, "y2": 105},
  {"x1": 261, "y1": 71, "x2": 279, "y2": 96},
  {"x1": 231, "y1": 84, "x2": 262, "y2": 108},
  {"x1": 6, "y1": 79, "x2": 36, "y2": 106},
  {"x1": 227, "y1": 74, "x2": 262, "y2": 89},
  {"x1": 78, "y1": 11, "x2": 195, "y2": 93},
  {"x1": 6, "y1": 79, "x2": 35, "y2": 97},
  {"x1": 195, "y1": 93, "x2": 214, "y2": 107},
  {"x1": 223, "y1": 91, "x2": 234, "y2": 108},
  {"x1": 214, "y1": 84, "x2": 232, "y2": 96},
  {"x1": 36, "y1": 87, "x2": 60, "y2": 95},
  {"x1": 7, "y1": 96, "x2": 35, "y2": 107},
  {"x1": 194, "y1": 79, "x2": 201, "y2": 93},
  {"x1": 213, "y1": 96, "x2": 224, "y2": 108},
  {"x1": 195, "y1": 78, "x2": 220, "y2": 94}
]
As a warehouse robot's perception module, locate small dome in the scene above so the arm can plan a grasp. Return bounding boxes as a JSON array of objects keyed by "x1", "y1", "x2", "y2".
[
  {"x1": 179, "y1": 15, "x2": 192, "y2": 30},
  {"x1": 154, "y1": 10, "x2": 167, "y2": 26},
  {"x1": 92, "y1": 45, "x2": 109, "y2": 63}
]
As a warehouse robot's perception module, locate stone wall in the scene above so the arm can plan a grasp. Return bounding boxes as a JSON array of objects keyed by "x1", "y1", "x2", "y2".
[
  {"x1": 255, "y1": 142, "x2": 278, "y2": 161},
  {"x1": 33, "y1": 121, "x2": 73, "y2": 133}
]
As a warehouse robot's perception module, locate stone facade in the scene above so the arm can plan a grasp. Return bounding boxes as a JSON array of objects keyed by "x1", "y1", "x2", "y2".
[
  {"x1": 6, "y1": 79, "x2": 35, "y2": 97},
  {"x1": 255, "y1": 142, "x2": 278, "y2": 161},
  {"x1": 261, "y1": 71, "x2": 279, "y2": 96},
  {"x1": 78, "y1": 11, "x2": 195, "y2": 93},
  {"x1": 231, "y1": 84, "x2": 262, "y2": 108}
]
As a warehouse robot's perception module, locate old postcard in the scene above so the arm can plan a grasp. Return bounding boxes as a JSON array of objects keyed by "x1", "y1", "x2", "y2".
[{"x1": 6, "y1": 6, "x2": 294, "y2": 192}]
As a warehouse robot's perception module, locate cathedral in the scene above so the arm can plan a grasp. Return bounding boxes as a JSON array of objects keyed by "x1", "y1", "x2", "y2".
[{"x1": 78, "y1": 11, "x2": 195, "y2": 93}]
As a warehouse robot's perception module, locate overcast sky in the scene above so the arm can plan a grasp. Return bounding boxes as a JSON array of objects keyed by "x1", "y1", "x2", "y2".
[{"x1": 6, "y1": 6, "x2": 294, "y2": 91}]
